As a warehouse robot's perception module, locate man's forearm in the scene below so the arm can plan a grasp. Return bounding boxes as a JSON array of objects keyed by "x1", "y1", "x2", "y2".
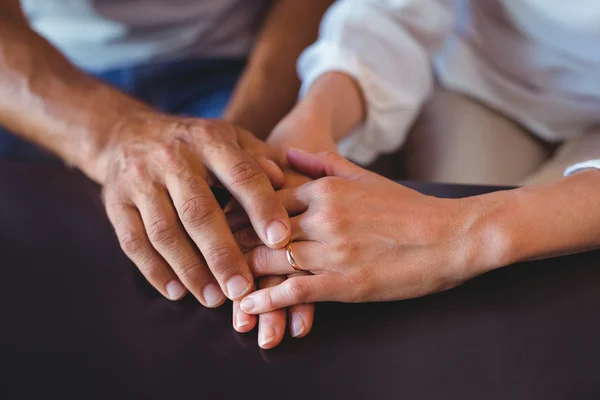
[
  {"x1": 0, "y1": 4, "x2": 151, "y2": 181},
  {"x1": 223, "y1": 0, "x2": 334, "y2": 139},
  {"x1": 467, "y1": 170, "x2": 600, "y2": 275}
]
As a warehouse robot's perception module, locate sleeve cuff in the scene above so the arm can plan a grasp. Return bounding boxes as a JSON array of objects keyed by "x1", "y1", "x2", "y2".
[
  {"x1": 564, "y1": 159, "x2": 600, "y2": 176},
  {"x1": 298, "y1": 40, "x2": 363, "y2": 99}
]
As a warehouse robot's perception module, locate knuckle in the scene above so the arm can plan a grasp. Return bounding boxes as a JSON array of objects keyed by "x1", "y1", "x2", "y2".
[
  {"x1": 119, "y1": 230, "x2": 144, "y2": 255},
  {"x1": 146, "y1": 219, "x2": 178, "y2": 246},
  {"x1": 313, "y1": 208, "x2": 347, "y2": 233},
  {"x1": 173, "y1": 259, "x2": 202, "y2": 281},
  {"x1": 227, "y1": 159, "x2": 264, "y2": 189},
  {"x1": 204, "y1": 244, "x2": 241, "y2": 275},
  {"x1": 285, "y1": 279, "x2": 309, "y2": 303},
  {"x1": 127, "y1": 159, "x2": 147, "y2": 182},
  {"x1": 139, "y1": 261, "x2": 167, "y2": 284},
  {"x1": 180, "y1": 195, "x2": 218, "y2": 225},
  {"x1": 125, "y1": 171, "x2": 160, "y2": 199},
  {"x1": 313, "y1": 176, "x2": 341, "y2": 196},
  {"x1": 260, "y1": 290, "x2": 275, "y2": 310},
  {"x1": 154, "y1": 146, "x2": 181, "y2": 168},
  {"x1": 197, "y1": 120, "x2": 228, "y2": 145},
  {"x1": 248, "y1": 247, "x2": 269, "y2": 275}
]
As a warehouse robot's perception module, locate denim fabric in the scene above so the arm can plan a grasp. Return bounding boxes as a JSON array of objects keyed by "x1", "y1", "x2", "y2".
[{"x1": 0, "y1": 58, "x2": 246, "y2": 161}]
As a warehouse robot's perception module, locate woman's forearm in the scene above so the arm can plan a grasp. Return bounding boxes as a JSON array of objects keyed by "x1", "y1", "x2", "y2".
[
  {"x1": 267, "y1": 71, "x2": 366, "y2": 151},
  {"x1": 468, "y1": 170, "x2": 600, "y2": 275},
  {"x1": 302, "y1": 72, "x2": 366, "y2": 142}
]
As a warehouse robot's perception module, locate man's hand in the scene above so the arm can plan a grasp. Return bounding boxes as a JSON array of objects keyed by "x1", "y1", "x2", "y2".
[{"x1": 100, "y1": 114, "x2": 292, "y2": 306}]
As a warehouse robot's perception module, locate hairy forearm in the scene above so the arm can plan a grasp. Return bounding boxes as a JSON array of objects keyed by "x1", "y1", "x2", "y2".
[
  {"x1": 223, "y1": 0, "x2": 334, "y2": 139},
  {"x1": 0, "y1": 6, "x2": 150, "y2": 180},
  {"x1": 467, "y1": 170, "x2": 600, "y2": 275}
]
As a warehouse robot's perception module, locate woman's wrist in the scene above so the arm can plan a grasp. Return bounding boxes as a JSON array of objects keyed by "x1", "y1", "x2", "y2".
[
  {"x1": 448, "y1": 195, "x2": 516, "y2": 279},
  {"x1": 267, "y1": 71, "x2": 366, "y2": 157},
  {"x1": 267, "y1": 99, "x2": 337, "y2": 155},
  {"x1": 302, "y1": 71, "x2": 366, "y2": 142},
  {"x1": 470, "y1": 171, "x2": 600, "y2": 267},
  {"x1": 455, "y1": 187, "x2": 551, "y2": 277}
]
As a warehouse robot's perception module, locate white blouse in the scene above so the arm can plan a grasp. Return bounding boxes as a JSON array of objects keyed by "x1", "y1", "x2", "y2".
[{"x1": 298, "y1": 0, "x2": 600, "y2": 165}]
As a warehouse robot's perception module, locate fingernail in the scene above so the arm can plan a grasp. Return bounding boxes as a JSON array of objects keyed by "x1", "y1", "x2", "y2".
[
  {"x1": 226, "y1": 275, "x2": 251, "y2": 299},
  {"x1": 203, "y1": 283, "x2": 225, "y2": 307},
  {"x1": 241, "y1": 297, "x2": 255, "y2": 312},
  {"x1": 165, "y1": 280, "x2": 186, "y2": 300},
  {"x1": 291, "y1": 313, "x2": 305, "y2": 338},
  {"x1": 236, "y1": 310, "x2": 251, "y2": 329},
  {"x1": 266, "y1": 220, "x2": 288, "y2": 245},
  {"x1": 259, "y1": 323, "x2": 276, "y2": 348}
]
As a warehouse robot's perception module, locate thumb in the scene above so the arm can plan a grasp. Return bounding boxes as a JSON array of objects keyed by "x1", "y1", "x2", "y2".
[{"x1": 287, "y1": 148, "x2": 373, "y2": 181}]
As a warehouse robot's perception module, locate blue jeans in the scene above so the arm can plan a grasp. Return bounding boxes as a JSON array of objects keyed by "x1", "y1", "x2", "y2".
[{"x1": 0, "y1": 58, "x2": 246, "y2": 161}]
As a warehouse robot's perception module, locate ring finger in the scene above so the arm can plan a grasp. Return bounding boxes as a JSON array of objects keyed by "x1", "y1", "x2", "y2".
[{"x1": 245, "y1": 240, "x2": 327, "y2": 277}]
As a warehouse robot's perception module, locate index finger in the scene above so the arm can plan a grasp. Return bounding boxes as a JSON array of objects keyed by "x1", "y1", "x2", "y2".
[
  {"x1": 240, "y1": 274, "x2": 346, "y2": 314},
  {"x1": 202, "y1": 136, "x2": 291, "y2": 249}
]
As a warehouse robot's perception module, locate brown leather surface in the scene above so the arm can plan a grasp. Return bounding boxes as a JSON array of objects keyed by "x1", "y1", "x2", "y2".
[{"x1": 1, "y1": 161, "x2": 599, "y2": 399}]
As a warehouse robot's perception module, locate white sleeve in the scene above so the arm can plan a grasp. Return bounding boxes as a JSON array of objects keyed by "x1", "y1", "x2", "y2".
[
  {"x1": 564, "y1": 160, "x2": 600, "y2": 176},
  {"x1": 298, "y1": 0, "x2": 456, "y2": 164}
]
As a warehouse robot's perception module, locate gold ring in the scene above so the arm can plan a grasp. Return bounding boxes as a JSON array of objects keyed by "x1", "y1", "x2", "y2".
[{"x1": 286, "y1": 242, "x2": 303, "y2": 272}]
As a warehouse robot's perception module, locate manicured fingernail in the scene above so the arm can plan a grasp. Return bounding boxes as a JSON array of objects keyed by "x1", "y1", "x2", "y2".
[
  {"x1": 226, "y1": 275, "x2": 251, "y2": 299},
  {"x1": 259, "y1": 323, "x2": 276, "y2": 348},
  {"x1": 266, "y1": 220, "x2": 288, "y2": 245},
  {"x1": 203, "y1": 283, "x2": 225, "y2": 307},
  {"x1": 166, "y1": 280, "x2": 186, "y2": 300},
  {"x1": 241, "y1": 297, "x2": 255, "y2": 312},
  {"x1": 291, "y1": 313, "x2": 305, "y2": 338},
  {"x1": 236, "y1": 310, "x2": 251, "y2": 329}
]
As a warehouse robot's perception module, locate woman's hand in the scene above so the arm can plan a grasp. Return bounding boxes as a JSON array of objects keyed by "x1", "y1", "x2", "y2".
[
  {"x1": 231, "y1": 272, "x2": 315, "y2": 349},
  {"x1": 229, "y1": 168, "x2": 316, "y2": 349},
  {"x1": 236, "y1": 149, "x2": 495, "y2": 314},
  {"x1": 267, "y1": 106, "x2": 337, "y2": 156}
]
